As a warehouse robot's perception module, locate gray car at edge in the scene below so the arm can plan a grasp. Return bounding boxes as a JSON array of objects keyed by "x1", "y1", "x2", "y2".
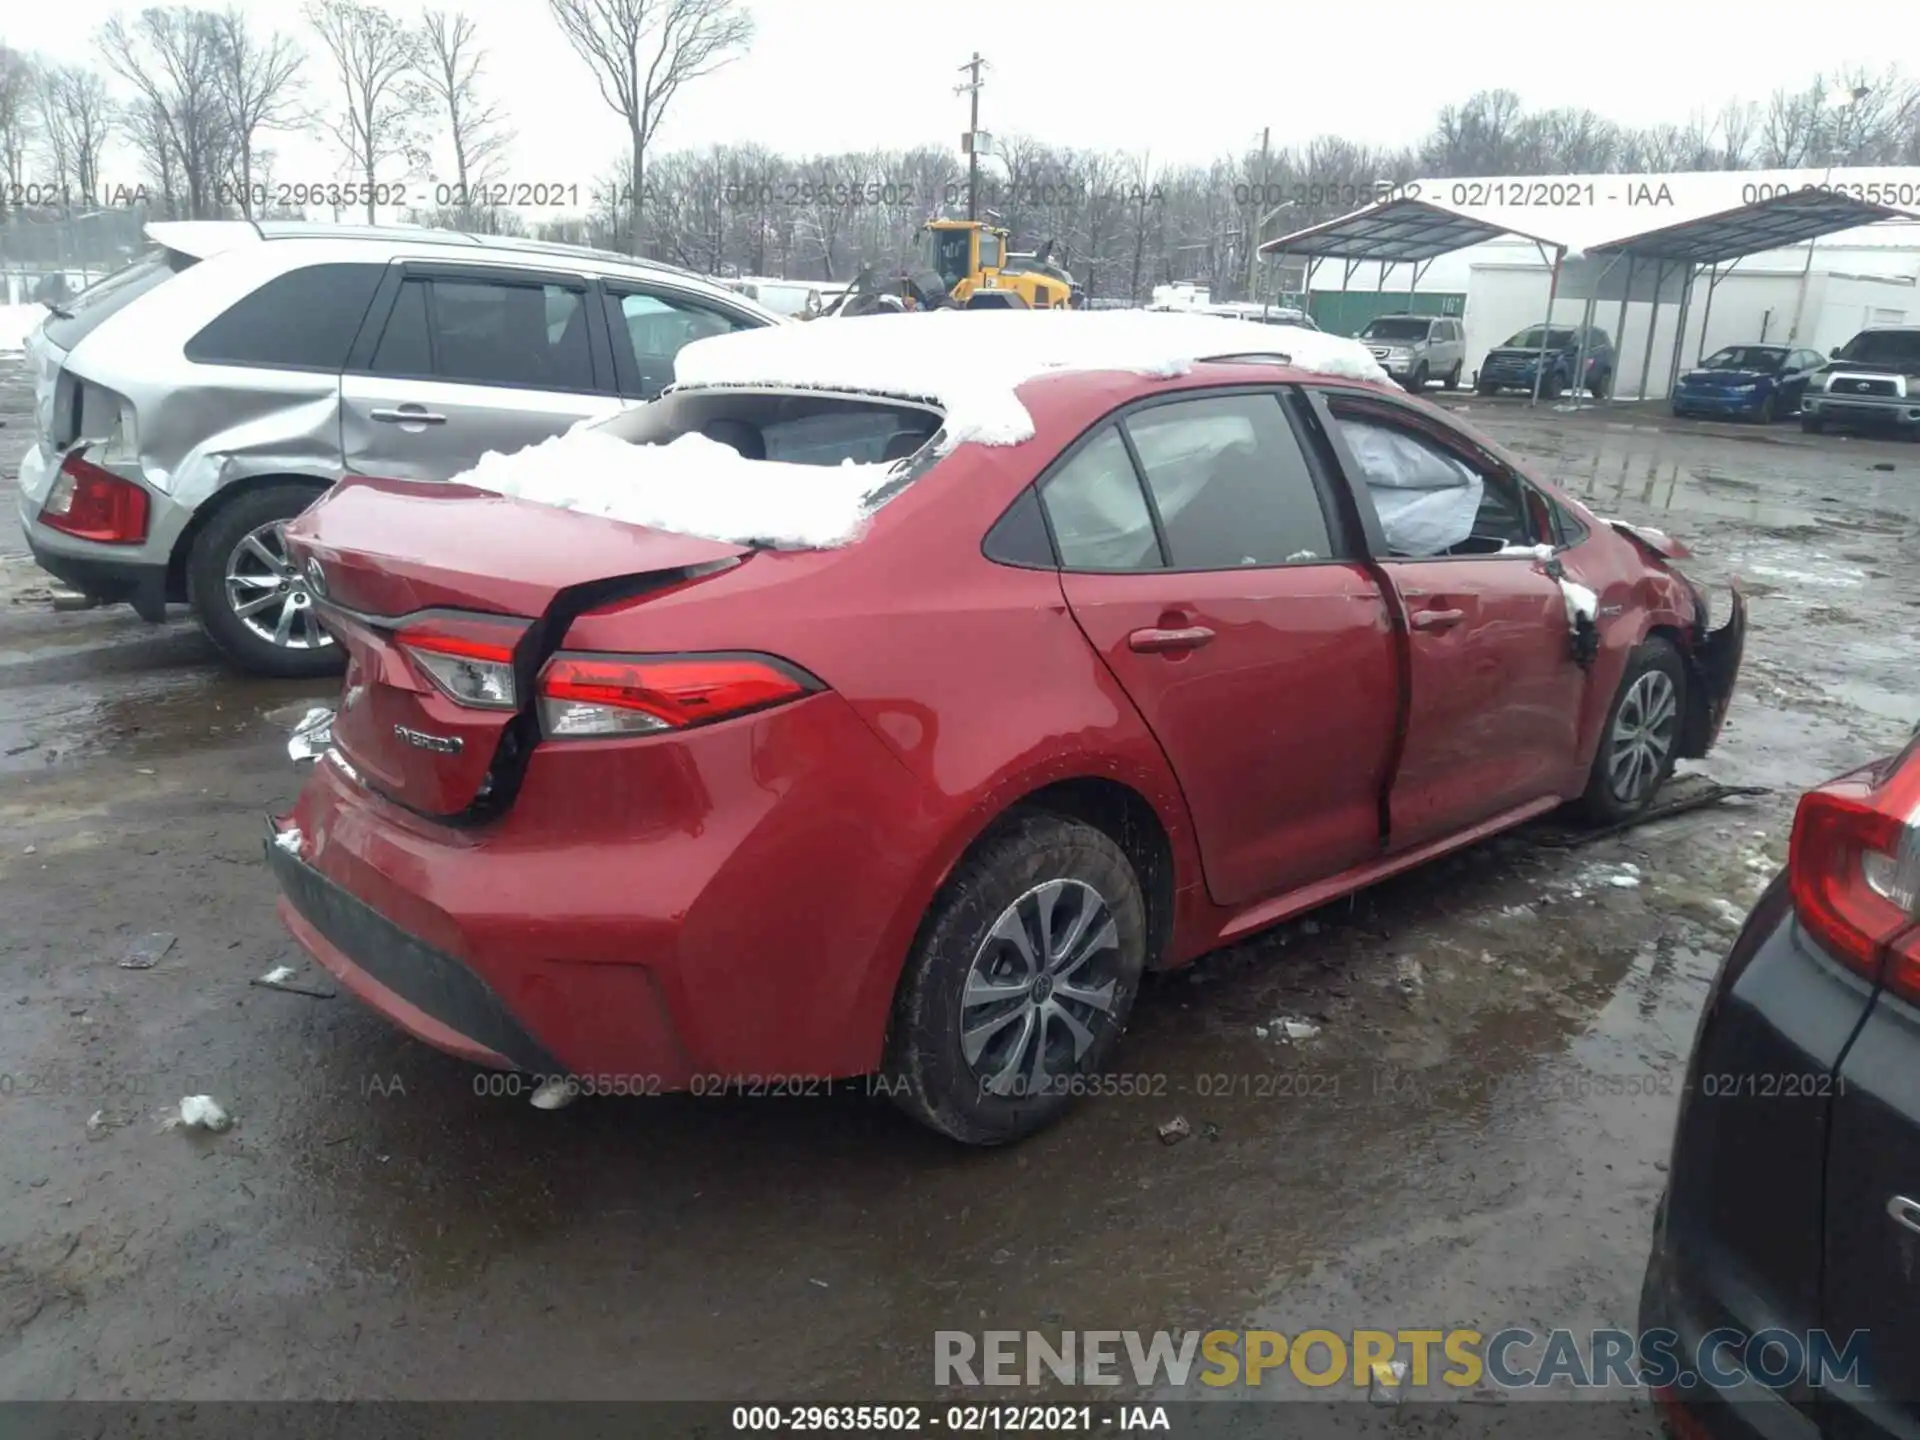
[{"x1": 17, "y1": 220, "x2": 783, "y2": 677}]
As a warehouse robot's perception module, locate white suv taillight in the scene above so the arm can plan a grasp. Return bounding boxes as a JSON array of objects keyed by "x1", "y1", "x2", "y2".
[{"x1": 536, "y1": 653, "x2": 821, "y2": 737}]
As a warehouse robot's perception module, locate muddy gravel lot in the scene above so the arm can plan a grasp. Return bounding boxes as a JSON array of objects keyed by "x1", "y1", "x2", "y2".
[{"x1": 1, "y1": 350, "x2": 1916, "y2": 1426}]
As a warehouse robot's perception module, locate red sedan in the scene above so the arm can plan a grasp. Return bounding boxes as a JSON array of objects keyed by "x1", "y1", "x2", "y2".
[{"x1": 268, "y1": 314, "x2": 1745, "y2": 1145}]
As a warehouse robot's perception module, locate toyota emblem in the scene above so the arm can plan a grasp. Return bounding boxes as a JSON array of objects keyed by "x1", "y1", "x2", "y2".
[{"x1": 304, "y1": 557, "x2": 328, "y2": 598}]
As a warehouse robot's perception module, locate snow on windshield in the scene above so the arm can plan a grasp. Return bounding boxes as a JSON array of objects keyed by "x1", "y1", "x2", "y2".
[
  {"x1": 672, "y1": 309, "x2": 1391, "y2": 448},
  {"x1": 450, "y1": 427, "x2": 897, "y2": 550}
]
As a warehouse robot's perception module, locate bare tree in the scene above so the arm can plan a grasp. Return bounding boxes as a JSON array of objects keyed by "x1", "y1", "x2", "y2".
[
  {"x1": 36, "y1": 65, "x2": 113, "y2": 204},
  {"x1": 211, "y1": 8, "x2": 305, "y2": 218},
  {"x1": 546, "y1": 0, "x2": 755, "y2": 254},
  {"x1": 122, "y1": 94, "x2": 183, "y2": 217},
  {"x1": 419, "y1": 9, "x2": 511, "y2": 222},
  {"x1": 306, "y1": 0, "x2": 429, "y2": 222},
  {"x1": 0, "y1": 44, "x2": 36, "y2": 204},
  {"x1": 100, "y1": 8, "x2": 234, "y2": 218}
]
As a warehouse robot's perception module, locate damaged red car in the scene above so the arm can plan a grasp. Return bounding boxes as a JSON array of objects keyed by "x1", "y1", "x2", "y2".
[{"x1": 267, "y1": 314, "x2": 1745, "y2": 1145}]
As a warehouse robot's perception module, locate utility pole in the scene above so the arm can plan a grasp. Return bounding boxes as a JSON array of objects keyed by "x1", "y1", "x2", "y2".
[
  {"x1": 1246, "y1": 126, "x2": 1270, "y2": 301},
  {"x1": 956, "y1": 53, "x2": 987, "y2": 221}
]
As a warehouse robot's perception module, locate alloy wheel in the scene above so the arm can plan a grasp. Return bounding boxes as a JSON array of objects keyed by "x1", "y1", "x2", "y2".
[
  {"x1": 960, "y1": 879, "x2": 1121, "y2": 1098},
  {"x1": 224, "y1": 520, "x2": 333, "y2": 652},
  {"x1": 1608, "y1": 670, "x2": 1679, "y2": 807}
]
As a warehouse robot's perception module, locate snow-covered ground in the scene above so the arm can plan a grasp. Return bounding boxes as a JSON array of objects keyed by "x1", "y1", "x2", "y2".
[{"x1": 0, "y1": 303, "x2": 45, "y2": 354}]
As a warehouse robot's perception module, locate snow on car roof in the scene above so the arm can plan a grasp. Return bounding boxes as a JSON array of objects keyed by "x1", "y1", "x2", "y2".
[{"x1": 671, "y1": 309, "x2": 1392, "y2": 448}]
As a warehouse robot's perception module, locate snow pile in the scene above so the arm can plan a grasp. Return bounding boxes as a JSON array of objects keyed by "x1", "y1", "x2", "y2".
[
  {"x1": 0, "y1": 303, "x2": 45, "y2": 354},
  {"x1": 672, "y1": 309, "x2": 1391, "y2": 448},
  {"x1": 451, "y1": 428, "x2": 898, "y2": 550}
]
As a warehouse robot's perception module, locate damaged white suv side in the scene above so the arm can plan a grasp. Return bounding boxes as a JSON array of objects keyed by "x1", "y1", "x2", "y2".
[{"x1": 18, "y1": 221, "x2": 781, "y2": 677}]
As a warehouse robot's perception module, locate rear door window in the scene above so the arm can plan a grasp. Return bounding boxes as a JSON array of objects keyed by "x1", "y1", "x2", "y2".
[
  {"x1": 1040, "y1": 426, "x2": 1163, "y2": 571},
  {"x1": 43, "y1": 246, "x2": 198, "y2": 352},
  {"x1": 185, "y1": 262, "x2": 386, "y2": 371},
  {"x1": 427, "y1": 278, "x2": 593, "y2": 391},
  {"x1": 1124, "y1": 394, "x2": 1334, "y2": 568}
]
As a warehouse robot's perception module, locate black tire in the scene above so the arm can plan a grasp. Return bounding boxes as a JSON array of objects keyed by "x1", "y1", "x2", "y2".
[
  {"x1": 882, "y1": 811, "x2": 1148, "y2": 1145},
  {"x1": 1476, "y1": 381, "x2": 1498, "y2": 396},
  {"x1": 1404, "y1": 363, "x2": 1429, "y2": 393},
  {"x1": 1801, "y1": 415, "x2": 1825, "y2": 434},
  {"x1": 1575, "y1": 637, "x2": 1688, "y2": 825},
  {"x1": 1541, "y1": 370, "x2": 1563, "y2": 401},
  {"x1": 1670, "y1": 405, "x2": 1690, "y2": 420},
  {"x1": 1443, "y1": 363, "x2": 1462, "y2": 390},
  {"x1": 186, "y1": 482, "x2": 343, "y2": 680},
  {"x1": 1590, "y1": 369, "x2": 1611, "y2": 400}
]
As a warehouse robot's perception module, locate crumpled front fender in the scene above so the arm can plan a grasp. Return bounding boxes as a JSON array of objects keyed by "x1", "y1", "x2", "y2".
[{"x1": 1678, "y1": 580, "x2": 1747, "y2": 759}]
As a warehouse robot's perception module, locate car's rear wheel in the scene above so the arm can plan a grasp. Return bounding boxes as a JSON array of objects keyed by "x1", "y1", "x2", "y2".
[
  {"x1": 1443, "y1": 362, "x2": 1462, "y2": 390},
  {"x1": 1577, "y1": 638, "x2": 1687, "y2": 824},
  {"x1": 883, "y1": 812, "x2": 1147, "y2": 1145},
  {"x1": 1590, "y1": 369, "x2": 1611, "y2": 400},
  {"x1": 187, "y1": 482, "x2": 344, "y2": 680}
]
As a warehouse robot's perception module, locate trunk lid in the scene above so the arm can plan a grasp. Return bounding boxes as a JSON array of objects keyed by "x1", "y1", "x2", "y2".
[{"x1": 284, "y1": 478, "x2": 753, "y2": 818}]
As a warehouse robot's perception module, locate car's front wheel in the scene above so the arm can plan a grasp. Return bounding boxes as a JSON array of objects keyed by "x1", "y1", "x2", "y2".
[
  {"x1": 187, "y1": 482, "x2": 345, "y2": 679},
  {"x1": 883, "y1": 812, "x2": 1147, "y2": 1145},
  {"x1": 1801, "y1": 415, "x2": 1825, "y2": 433},
  {"x1": 1576, "y1": 638, "x2": 1687, "y2": 824}
]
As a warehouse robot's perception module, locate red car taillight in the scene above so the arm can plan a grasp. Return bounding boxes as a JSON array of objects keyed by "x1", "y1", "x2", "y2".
[
  {"x1": 40, "y1": 452, "x2": 149, "y2": 544},
  {"x1": 536, "y1": 653, "x2": 820, "y2": 738},
  {"x1": 1789, "y1": 744, "x2": 1920, "y2": 1002},
  {"x1": 396, "y1": 618, "x2": 526, "y2": 710}
]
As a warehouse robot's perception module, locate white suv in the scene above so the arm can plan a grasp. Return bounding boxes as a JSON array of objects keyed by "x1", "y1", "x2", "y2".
[
  {"x1": 18, "y1": 221, "x2": 782, "y2": 677},
  {"x1": 1357, "y1": 314, "x2": 1466, "y2": 391}
]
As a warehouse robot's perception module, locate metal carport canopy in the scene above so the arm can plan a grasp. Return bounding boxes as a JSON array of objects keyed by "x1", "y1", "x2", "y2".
[
  {"x1": 1580, "y1": 187, "x2": 1920, "y2": 404},
  {"x1": 1260, "y1": 197, "x2": 1581, "y2": 405},
  {"x1": 1582, "y1": 186, "x2": 1920, "y2": 264}
]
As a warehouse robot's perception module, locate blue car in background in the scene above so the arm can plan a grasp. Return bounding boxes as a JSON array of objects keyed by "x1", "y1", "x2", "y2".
[
  {"x1": 1475, "y1": 324, "x2": 1615, "y2": 400},
  {"x1": 1671, "y1": 344, "x2": 1826, "y2": 423}
]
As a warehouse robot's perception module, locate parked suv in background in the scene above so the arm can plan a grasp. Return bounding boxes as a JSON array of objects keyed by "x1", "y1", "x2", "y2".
[
  {"x1": 1800, "y1": 326, "x2": 1920, "y2": 438},
  {"x1": 1477, "y1": 324, "x2": 1615, "y2": 400},
  {"x1": 18, "y1": 221, "x2": 782, "y2": 678},
  {"x1": 1357, "y1": 314, "x2": 1465, "y2": 391}
]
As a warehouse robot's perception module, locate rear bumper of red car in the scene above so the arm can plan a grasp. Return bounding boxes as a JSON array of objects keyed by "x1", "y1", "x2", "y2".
[
  {"x1": 267, "y1": 828, "x2": 558, "y2": 1073},
  {"x1": 266, "y1": 693, "x2": 947, "y2": 1086}
]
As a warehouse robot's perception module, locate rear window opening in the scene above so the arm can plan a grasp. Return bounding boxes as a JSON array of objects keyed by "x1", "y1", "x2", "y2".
[
  {"x1": 603, "y1": 387, "x2": 945, "y2": 469},
  {"x1": 448, "y1": 389, "x2": 950, "y2": 551},
  {"x1": 41, "y1": 245, "x2": 198, "y2": 352}
]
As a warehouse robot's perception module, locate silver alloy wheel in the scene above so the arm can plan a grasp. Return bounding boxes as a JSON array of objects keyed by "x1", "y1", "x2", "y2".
[
  {"x1": 224, "y1": 520, "x2": 333, "y2": 651},
  {"x1": 1608, "y1": 670, "x2": 1679, "y2": 806},
  {"x1": 960, "y1": 878, "x2": 1120, "y2": 1098}
]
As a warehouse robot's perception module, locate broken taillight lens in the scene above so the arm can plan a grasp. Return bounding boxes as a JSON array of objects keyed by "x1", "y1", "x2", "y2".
[
  {"x1": 40, "y1": 451, "x2": 149, "y2": 544},
  {"x1": 397, "y1": 618, "x2": 527, "y2": 710},
  {"x1": 1789, "y1": 741, "x2": 1920, "y2": 1002},
  {"x1": 536, "y1": 653, "x2": 820, "y2": 738}
]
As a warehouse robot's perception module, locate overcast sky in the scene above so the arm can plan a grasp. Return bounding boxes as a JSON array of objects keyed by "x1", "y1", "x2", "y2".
[{"x1": 6, "y1": 0, "x2": 1910, "y2": 193}]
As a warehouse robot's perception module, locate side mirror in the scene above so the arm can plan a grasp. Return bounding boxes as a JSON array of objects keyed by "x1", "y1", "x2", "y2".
[{"x1": 1830, "y1": 346, "x2": 1841, "y2": 358}]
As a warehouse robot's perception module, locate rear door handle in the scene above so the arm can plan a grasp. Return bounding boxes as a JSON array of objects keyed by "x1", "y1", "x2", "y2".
[
  {"x1": 1410, "y1": 608, "x2": 1466, "y2": 631},
  {"x1": 1891, "y1": 1195, "x2": 1920, "y2": 1237},
  {"x1": 370, "y1": 406, "x2": 447, "y2": 425},
  {"x1": 1129, "y1": 625, "x2": 1215, "y2": 654}
]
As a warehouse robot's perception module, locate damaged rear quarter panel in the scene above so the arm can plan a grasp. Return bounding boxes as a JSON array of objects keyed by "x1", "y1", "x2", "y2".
[{"x1": 63, "y1": 239, "x2": 349, "y2": 514}]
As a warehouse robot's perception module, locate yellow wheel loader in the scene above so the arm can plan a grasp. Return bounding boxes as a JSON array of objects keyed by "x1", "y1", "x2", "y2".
[{"x1": 827, "y1": 220, "x2": 1077, "y2": 317}]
